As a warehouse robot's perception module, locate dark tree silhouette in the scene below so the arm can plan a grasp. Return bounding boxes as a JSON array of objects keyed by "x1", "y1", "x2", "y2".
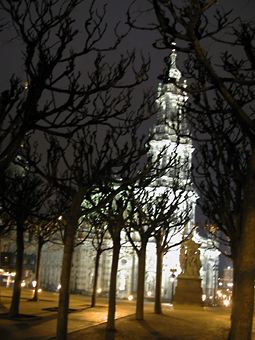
[
  {"x1": 0, "y1": 0, "x2": 149, "y2": 172},
  {"x1": 0, "y1": 170, "x2": 49, "y2": 317},
  {"x1": 28, "y1": 215, "x2": 60, "y2": 302},
  {"x1": 153, "y1": 191, "x2": 192, "y2": 314},
  {"x1": 125, "y1": 187, "x2": 161, "y2": 321},
  {"x1": 125, "y1": 183, "x2": 190, "y2": 320},
  {"x1": 88, "y1": 214, "x2": 111, "y2": 308},
  {"x1": 97, "y1": 195, "x2": 129, "y2": 332}
]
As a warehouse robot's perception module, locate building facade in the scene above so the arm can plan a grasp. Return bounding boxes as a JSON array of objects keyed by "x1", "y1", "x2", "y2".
[
  {"x1": 0, "y1": 48, "x2": 220, "y2": 303},
  {"x1": 39, "y1": 47, "x2": 219, "y2": 302}
]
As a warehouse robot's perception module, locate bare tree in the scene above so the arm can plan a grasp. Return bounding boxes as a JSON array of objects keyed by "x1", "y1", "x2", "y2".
[
  {"x1": 0, "y1": 170, "x2": 49, "y2": 317},
  {"x1": 153, "y1": 192, "x2": 191, "y2": 314},
  {"x1": 125, "y1": 187, "x2": 160, "y2": 321},
  {"x1": 28, "y1": 215, "x2": 60, "y2": 302},
  {"x1": 0, "y1": 0, "x2": 149, "y2": 172},
  {"x1": 88, "y1": 214, "x2": 112, "y2": 308},
  {"x1": 125, "y1": 178, "x2": 189, "y2": 320},
  {"x1": 96, "y1": 195, "x2": 129, "y2": 332},
  {"x1": 191, "y1": 108, "x2": 248, "y2": 309}
]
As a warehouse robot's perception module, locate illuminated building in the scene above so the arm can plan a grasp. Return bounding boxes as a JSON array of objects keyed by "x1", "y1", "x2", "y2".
[
  {"x1": 39, "y1": 47, "x2": 219, "y2": 301},
  {"x1": 0, "y1": 48, "x2": 220, "y2": 302}
]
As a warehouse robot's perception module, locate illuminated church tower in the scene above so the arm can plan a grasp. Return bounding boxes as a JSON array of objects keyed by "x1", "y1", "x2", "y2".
[
  {"x1": 149, "y1": 44, "x2": 196, "y2": 225},
  {"x1": 148, "y1": 46, "x2": 220, "y2": 303}
]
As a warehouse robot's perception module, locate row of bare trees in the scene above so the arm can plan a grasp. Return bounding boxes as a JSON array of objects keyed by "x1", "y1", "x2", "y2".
[
  {"x1": 0, "y1": 0, "x2": 149, "y2": 336},
  {"x1": 0, "y1": 2, "x2": 144, "y2": 340},
  {"x1": 0, "y1": 134, "x2": 191, "y2": 339},
  {"x1": 0, "y1": 2, "x2": 193, "y2": 340}
]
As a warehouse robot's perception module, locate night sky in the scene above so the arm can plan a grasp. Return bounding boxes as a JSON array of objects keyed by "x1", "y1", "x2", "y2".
[
  {"x1": 0, "y1": 1, "x2": 254, "y2": 94},
  {"x1": 0, "y1": 1, "x2": 163, "y2": 93}
]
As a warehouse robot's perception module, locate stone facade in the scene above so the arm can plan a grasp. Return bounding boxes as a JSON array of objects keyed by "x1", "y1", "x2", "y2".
[{"x1": 0, "y1": 47, "x2": 220, "y2": 303}]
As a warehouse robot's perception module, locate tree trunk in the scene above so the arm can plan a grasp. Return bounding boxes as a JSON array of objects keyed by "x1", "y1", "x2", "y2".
[
  {"x1": 136, "y1": 242, "x2": 147, "y2": 320},
  {"x1": 106, "y1": 238, "x2": 121, "y2": 331},
  {"x1": 154, "y1": 237, "x2": 163, "y2": 314},
  {"x1": 56, "y1": 191, "x2": 83, "y2": 340},
  {"x1": 229, "y1": 151, "x2": 255, "y2": 340},
  {"x1": 56, "y1": 223, "x2": 76, "y2": 340},
  {"x1": 31, "y1": 239, "x2": 43, "y2": 301},
  {"x1": 91, "y1": 250, "x2": 101, "y2": 308},
  {"x1": 230, "y1": 243, "x2": 238, "y2": 315},
  {"x1": 230, "y1": 258, "x2": 255, "y2": 340},
  {"x1": 9, "y1": 222, "x2": 24, "y2": 317}
]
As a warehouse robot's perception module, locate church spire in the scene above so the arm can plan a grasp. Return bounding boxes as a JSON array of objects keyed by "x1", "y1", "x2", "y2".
[
  {"x1": 160, "y1": 43, "x2": 182, "y2": 85},
  {"x1": 166, "y1": 43, "x2": 181, "y2": 83},
  {"x1": 152, "y1": 45, "x2": 186, "y2": 142}
]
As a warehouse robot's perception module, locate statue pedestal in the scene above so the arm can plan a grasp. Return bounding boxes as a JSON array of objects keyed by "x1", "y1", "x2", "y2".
[{"x1": 173, "y1": 275, "x2": 203, "y2": 306}]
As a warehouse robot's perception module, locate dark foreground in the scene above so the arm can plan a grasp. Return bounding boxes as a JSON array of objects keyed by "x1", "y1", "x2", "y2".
[{"x1": 0, "y1": 288, "x2": 253, "y2": 339}]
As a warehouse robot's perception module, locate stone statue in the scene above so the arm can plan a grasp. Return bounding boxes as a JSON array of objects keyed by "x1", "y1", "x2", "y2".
[
  {"x1": 175, "y1": 238, "x2": 203, "y2": 305},
  {"x1": 179, "y1": 242, "x2": 187, "y2": 274},
  {"x1": 179, "y1": 238, "x2": 201, "y2": 277}
]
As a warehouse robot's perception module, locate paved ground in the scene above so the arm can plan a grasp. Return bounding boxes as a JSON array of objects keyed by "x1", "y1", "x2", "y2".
[
  {"x1": 69, "y1": 306, "x2": 231, "y2": 340},
  {"x1": 0, "y1": 287, "x2": 253, "y2": 339}
]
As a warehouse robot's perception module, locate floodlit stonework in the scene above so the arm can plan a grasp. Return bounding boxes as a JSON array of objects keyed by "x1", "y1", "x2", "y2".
[
  {"x1": 0, "y1": 48, "x2": 219, "y2": 304},
  {"x1": 40, "y1": 48, "x2": 220, "y2": 302}
]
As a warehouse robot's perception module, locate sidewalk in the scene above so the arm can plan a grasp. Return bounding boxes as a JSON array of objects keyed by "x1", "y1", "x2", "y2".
[
  {"x1": 69, "y1": 307, "x2": 231, "y2": 340},
  {"x1": 0, "y1": 288, "x2": 252, "y2": 339}
]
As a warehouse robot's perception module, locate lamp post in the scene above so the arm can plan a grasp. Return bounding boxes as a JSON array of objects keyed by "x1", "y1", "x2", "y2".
[{"x1": 170, "y1": 268, "x2": 177, "y2": 303}]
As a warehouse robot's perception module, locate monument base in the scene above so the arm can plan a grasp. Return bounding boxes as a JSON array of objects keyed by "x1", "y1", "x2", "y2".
[{"x1": 173, "y1": 276, "x2": 203, "y2": 306}]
